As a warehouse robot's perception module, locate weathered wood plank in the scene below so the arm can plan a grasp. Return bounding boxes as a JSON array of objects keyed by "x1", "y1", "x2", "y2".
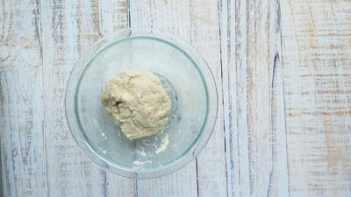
[
  {"x1": 227, "y1": 0, "x2": 290, "y2": 196},
  {"x1": 136, "y1": 163, "x2": 198, "y2": 197},
  {"x1": 280, "y1": 1, "x2": 351, "y2": 196},
  {"x1": 227, "y1": 0, "x2": 250, "y2": 195},
  {"x1": 228, "y1": 0, "x2": 351, "y2": 196},
  {"x1": 219, "y1": 0, "x2": 234, "y2": 195},
  {"x1": 128, "y1": 1, "x2": 198, "y2": 196},
  {"x1": 129, "y1": 0, "x2": 227, "y2": 196},
  {"x1": 41, "y1": 0, "x2": 101, "y2": 195},
  {"x1": 0, "y1": 0, "x2": 48, "y2": 196},
  {"x1": 40, "y1": 0, "x2": 134, "y2": 196},
  {"x1": 98, "y1": 1, "x2": 137, "y2": 196},
  {"x1": 189, "y1": 0, "x2": 228, "y2": 195},
  {"x1": 99, "y1": 0, "x2": 129, "y2": 34}
]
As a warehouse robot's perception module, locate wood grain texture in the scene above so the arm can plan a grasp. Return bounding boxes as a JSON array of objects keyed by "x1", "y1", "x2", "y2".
[
  {"x1": 280, "y1": 1, "x2": 351, "y2": 196},
  {"x1": 41, "y1": 0, "x2": 135, "y2": 196},
  {"x1": 129, "y1": 0, "x2": 227, "y2": 196},
  {"x1": 1, "y1": 0, "x2": 135, "y2": 196},
  {"x1": 129, "y1": 1, "x2": 199, "y2": 196},
  {"x1": 226, "y1": 0, "x2": 290, "y2": 196},
  {"x1": 0, "y1": 0, "x2": 48, "y2": 196},
  {"x1": 226, "y1": 0, "x2": 351, "y2": 196}
]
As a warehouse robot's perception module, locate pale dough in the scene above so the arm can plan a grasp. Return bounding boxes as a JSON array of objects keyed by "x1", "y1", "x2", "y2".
[{"x1": 101, "y1": 70, "x2": 171, "y2": 140}]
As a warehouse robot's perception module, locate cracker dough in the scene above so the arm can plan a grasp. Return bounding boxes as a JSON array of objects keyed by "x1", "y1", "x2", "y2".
[{"x1": 101, "y1": 70, "x2": 171, "y2": 140}]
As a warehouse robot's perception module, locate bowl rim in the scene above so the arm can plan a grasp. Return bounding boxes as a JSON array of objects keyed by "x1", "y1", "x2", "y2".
[{"x1": 65, "y1": 28, "x2": 218, "y2": 179}]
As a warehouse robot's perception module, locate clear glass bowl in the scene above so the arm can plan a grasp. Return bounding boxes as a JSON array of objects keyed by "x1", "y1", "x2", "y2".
[{"x1": 65, "y1": 29, "x2": 218, "y2": 179}]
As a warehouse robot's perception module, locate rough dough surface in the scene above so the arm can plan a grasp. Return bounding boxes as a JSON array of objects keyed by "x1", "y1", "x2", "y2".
[{"x1": 101, "y1": 70, "x2": 171, "y2": 140}]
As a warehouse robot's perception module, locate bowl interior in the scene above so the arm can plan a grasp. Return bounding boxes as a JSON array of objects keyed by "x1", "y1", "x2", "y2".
[{"x1": 75, "y1": 36, "x2": 209, "y2": 174}]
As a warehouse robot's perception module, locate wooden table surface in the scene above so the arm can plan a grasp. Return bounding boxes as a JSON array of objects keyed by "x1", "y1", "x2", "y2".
[{"x1": 1, "y1": 0, "x2": 351, "y2": 196}]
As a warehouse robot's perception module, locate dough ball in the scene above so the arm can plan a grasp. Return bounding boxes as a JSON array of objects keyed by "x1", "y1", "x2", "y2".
[{"x1": 101, "y1": 70, "x2": 171, "y2": 140}]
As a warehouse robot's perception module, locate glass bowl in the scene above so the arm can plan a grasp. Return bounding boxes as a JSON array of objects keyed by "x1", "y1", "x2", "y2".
[{"x1": 65, "y1": 29, "x2": 218, "y2": 179}]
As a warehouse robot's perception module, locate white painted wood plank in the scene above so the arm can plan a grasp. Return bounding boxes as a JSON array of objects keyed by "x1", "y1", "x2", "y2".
[
  {"x1": 0, "y1": 0, "x2": 48, "y2": 196},
  {"x1": 99, "y1": 0, "x2": 129, "y2": 35},
  {"x1": 188, "y1": 0, "x2": 228, "y2": 196},
  {"x1": 227, "y1": 0, "x2": 250, "y2": 196},
  {"x1": 128, "y1": 1, "x2": 198, "y2": 196},
  {"x1": 129, "y1": 0, "x2": 227, "y2": 196},
  {"x1": 136, "y1": 163, "x2": 198, "y2": 197},
  {"x1": 41, "y1": 0, "x2": 102, "y2": 196},
  {"x1": 227, "y1": 0, "x2": 290, "y2": 196},
  {"x1": 218, "y1": 0, "x2": 234, "y2": 196},
  {"x1": 228, "y1": 0, "x2": 250, "y2": 195},
  {"x1": 280, "y1": 1, "x2": 351, "y2": 196},
  {"x1": 40, "y1": 0, "x2": 135, "y2": 196},
  {"x1": 228, "y1": 0, "x2": 351, "y2": 196},
  {"x1": 98, "y1": 0, "x2": 138, "y2": 196},
  {"x1": 266, "y1": 1, "x2": 290, "y2": 196}
]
